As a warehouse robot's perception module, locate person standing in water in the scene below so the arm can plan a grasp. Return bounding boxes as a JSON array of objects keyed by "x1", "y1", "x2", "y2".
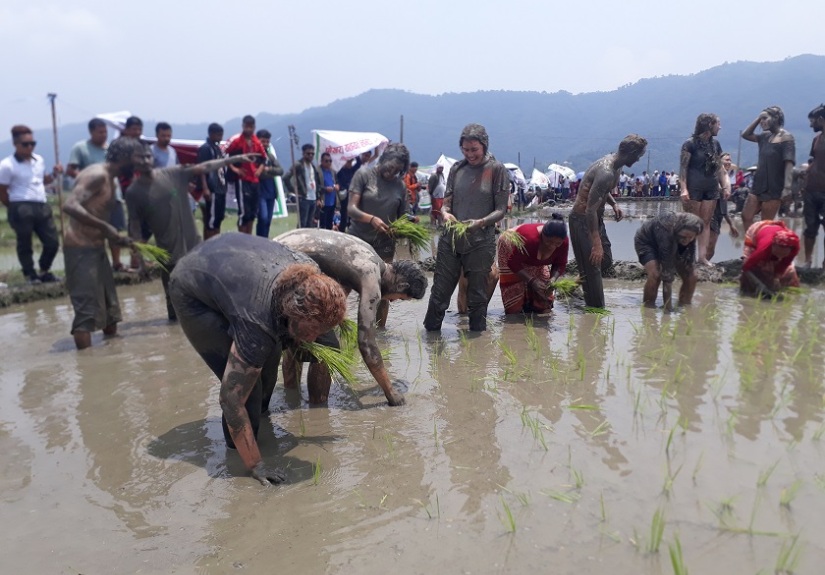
[{"x1": 569, "y1": 134, "x2": 647, "y2": 308}]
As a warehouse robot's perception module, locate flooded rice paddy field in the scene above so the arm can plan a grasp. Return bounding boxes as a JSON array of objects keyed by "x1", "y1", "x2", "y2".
[{"x1": 2, "y1": 267, "x2": 825, "y2": 574}]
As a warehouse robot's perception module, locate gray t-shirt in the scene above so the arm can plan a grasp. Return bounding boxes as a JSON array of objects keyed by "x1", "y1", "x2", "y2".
[
  {"x1": 151, "y1": 144, "x2": 178, "y2": 168},
  {"x1": 170, "y1": 235, "x2": 316, "y2": 367},
  {"x1": 126, "y1": 167, "x2": 201, "y2": 263},
  {"x1": 68, "y1": 140, "x2": 107, "y2": 171},
  {"x1": 753, "y1": 130, "x2": 795, "y2": 195},
  {"x1": 347, "y1": 167, "x2": 406, "y2": 245},
  {"x1": 444, "y1": 156, "x2": 510, "y2": 248}
]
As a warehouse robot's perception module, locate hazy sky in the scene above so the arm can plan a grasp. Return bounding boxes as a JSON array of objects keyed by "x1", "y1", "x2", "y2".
[{"x1": 2, "y1": 0, "x2": 822, "y2": 133}]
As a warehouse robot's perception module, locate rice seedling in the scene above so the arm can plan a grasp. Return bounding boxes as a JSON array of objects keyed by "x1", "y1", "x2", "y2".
[
  {"x1": 312, "y1": 455, "x2": 322, "y2": 486},
  {"x1": 337, "y1": 318, "x2": 359, "y2": 355},
  {"x1": 541, "y1": 489, "x2": 580, "y2": 504},
  {"x1": 300, "y1": 341, "x2": 357, "y2": 385},
  {"x1": 584, "y1": 306, "x2": 611, "y2": 316},
  {"x1": 524, "y1": 316, "x2": 539, "y2": 354},
  {"x1": 590, "y1": 419, "x2": 610, "y2": 437},
  {"x1": 414, "y1": 496, "x2": 440, "y2": 520},
  {"x1": 662, "y1": 464, "x2": 683, "y2": 497},
  {"x1": 571, "y1": 466, "x2": 585, "y2": 489},
  {"x1": 499, "y1": 495, "x2": 517, "y2": 533},
  {"x1": 498, "y1": 485, "x2": 530, "y2": 507},
  {"x1": 132, "y1": 242, "x2": 171, "y2": 270},
  {"x1": 691, "y1": 451, "x2": 705, "y2": 483},
  {"x1": 600, "y1": 491, "x2": 607, "y2": 522},
  {"x1": 779, "y1": 480, "x2": 802, "y2": 508},
  {"x1": 498, "y1": 340, "x2": 517, "y2": 366},
  {"x1": 757, "y1": 460, "x2": 780, "y2": 488},
  {"x1": 389, "y1": 218, "x2": 432, "y2": 254},
  {"x1": 552, "y1": 277, "x2": 580, "y2": 297},
  {"x1": 499, "y1": 229, "x2": 527, "y2": 254},
  {"x1": 668, "y1": 534, "x2": 689, "y2": 575},
  {"x1": 567, "y1": 403, "x2": 600, "y2": 411},
  {"x1": 646, "y1": 507, "x2": 666, "y2": 553},
  {"x1": 774, "y1": 534, "x2": 803, "y2": 574},
  {"x1": 444, "y1": 220, "x2": 470, "y2": 251}
]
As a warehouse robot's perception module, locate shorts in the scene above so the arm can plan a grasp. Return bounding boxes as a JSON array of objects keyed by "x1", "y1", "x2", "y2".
[
  {"x1": 109, "y1": 201, "x2": 126, "y2": 231},
  {"x1": 687, "y1": 186, "x2": 720, "y2": 202},
  {"x1": 201, "y1": 192, "x2": 226, "y2": 231},
  {"x1": 634, "y1": 236, "x2": 658, "y2": 266},
  {"x1": 753, "y1": 187, "x2": 782, "y2": 202},
  {"x1": 64, "y1": 246, "x2": 122, "y2": 333},
  {"x1": 234, "y1": 180, "x2": 259, "y2": 225},
  {"x1": 710, "y1": 198, "x2": 728, "y2": 235},
  {"x1": 803, "y1": 190, "x2": 825, "y2": 238}
]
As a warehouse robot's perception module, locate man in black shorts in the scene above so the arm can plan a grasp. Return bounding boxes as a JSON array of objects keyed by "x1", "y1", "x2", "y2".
[
  {"x1": 706, "y1": 152, "x2": 740, "y2": 261},
  {"x1": 196, "y1": 123, "x2": 227, "y2": 240},
  {"x1": 169, "y1": 234, "x2": 347, "y2": 486},
  {"x1": 803, "y1": 103, "x2": 825, "y2": 267}
]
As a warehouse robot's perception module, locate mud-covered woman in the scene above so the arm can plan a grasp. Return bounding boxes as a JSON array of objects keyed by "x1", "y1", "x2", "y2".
[
  {"x1": 168, "y1": 233, "x2": 347, "y2": 486},
  {"x1": 634, "y1": 212, "x2": 704, "y2": 310},
  {"x1": 347, "y1": 143, "x2": 413, "y2": 327},
  {"x1": 739, "y1": 220, "x2": 800, "y2": 298}
]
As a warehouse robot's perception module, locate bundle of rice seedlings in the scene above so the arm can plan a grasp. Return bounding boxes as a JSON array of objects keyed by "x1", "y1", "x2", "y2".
[
  {"x1": 389, "y1": 218, "x2": 431, "y2": 252},
  {"x1": 337, "y1": 318, "x2": 359, "y2": 355},
  {"x1": 551, "y1": 277, "x2": 580, "y2": 297},
  {"x1": 445, "y1": 220, "x2": 470, "y2": 251},
  {"x1": 300, "y1": 341, "x2": 357, "y2": 385},
  {"x1": 583, "y1": 306, "x2": 611, "y2": 315},
  {"x1": 499, "y1": 229, "x2": 527, "y2": 254},
  {"x1": 133, "y1": 242, "x2": 171, "y2": 270}
]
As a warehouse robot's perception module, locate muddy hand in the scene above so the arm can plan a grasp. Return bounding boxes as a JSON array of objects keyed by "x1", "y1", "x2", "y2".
[
  {"x1": 235, "y1": 153, "x2": 261, "y2": 163},
  {"x1": 589, "y1": 246, "x2": 604, "y2": 266},
  {"x1": 251, "y1": 462, "x2": 286, "y2": 486},
  {"x1": 386, "y1": 389, "x2": 406, "y2": 406}
]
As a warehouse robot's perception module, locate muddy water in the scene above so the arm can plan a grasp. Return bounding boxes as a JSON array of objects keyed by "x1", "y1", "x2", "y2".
[{"x1": 2, "y1": 268, "x2": 825, "y2": 573}]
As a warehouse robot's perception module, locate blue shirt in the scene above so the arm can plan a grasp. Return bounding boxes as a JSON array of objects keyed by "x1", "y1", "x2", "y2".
[{"x1": 323, "y1": 169, "x2": 336, "y2": 207}]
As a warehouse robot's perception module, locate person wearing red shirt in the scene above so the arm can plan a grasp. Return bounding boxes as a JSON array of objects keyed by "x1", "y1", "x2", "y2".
[
  {"x1": 225, "y1": 115, "x2": 266, "y2": 234},
  {"x1": 498, "y1": 214, "x2": 569, "y2": 314},
  {"x1": 740, "y1": 220, "x2": 800, "y2": 298}
]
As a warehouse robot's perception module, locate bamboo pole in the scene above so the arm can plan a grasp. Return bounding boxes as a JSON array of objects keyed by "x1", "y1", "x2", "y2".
[{"x1": 47, "y1": 93, "x2": 65, "y2": 240}]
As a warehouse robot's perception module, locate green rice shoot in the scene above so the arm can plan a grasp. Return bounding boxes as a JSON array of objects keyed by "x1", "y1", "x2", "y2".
[
  {"x1": 552, "y1": 277, "x2": 579, "y2": 297},
  {"x1": 584, "y1": 306, "x2": 611, "y2": 316},
  {"x1": 300, "y1": 341, "x2": 357, "y2": 386},
  {"x1": 389, "y1": 218, "x2": 432, "y2": 252},
  {"x1": 133, "y1": 242, "x2": 171, "y2": 270},
  {"x1": 499, "y1": 229, "x2": 527, "y2": 254},
  {"x1": 445, "y1": 220, "x2": 470, "y2": 251}
]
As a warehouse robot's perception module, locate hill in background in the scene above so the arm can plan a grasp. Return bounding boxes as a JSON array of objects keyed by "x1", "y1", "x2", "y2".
[{"x1": 3, "y1": 54, "x2": 823, "y2": 174}]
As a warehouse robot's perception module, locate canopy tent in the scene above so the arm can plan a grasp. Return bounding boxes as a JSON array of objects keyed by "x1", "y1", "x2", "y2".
[
  {"x1": 529, "y1": 168, "x2": 550, "y2": 189},
  {"x1": 431, "y1": 154, "x2": 458, "y2": 175},
  {"x1": 311, "y1": 129, "x2": 389, "y2": 172},
  {"x1": 547, "y1": 163, "x2": 575, "y2": 180},
  {"x1": 503, "y1": 162, "x2": 527, "y2": 187}
]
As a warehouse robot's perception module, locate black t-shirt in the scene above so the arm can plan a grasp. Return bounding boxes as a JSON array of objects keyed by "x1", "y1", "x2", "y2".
[
  {"x1": 681, "y1": 137, "x2": 722, "y2": 195},
  {"x1": 753, "y1": 131, "x2": 796, "y2": 195},
  {"x1": 170, "y1": 234, "x2": 317, "y2": 367},
  {"x1": 196, "y1": 141, "x2": 226, "y2": 194}
]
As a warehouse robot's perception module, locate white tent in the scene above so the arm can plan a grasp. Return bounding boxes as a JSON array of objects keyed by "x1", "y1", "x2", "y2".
[
  {"x1": 431, "y1": 153, "x2": 458, "y2": 175},
  {"x1": 503, "y1": 162, "x2": 527, "y2": 186},
  {"x1": 529, "y1": 168, "x2": 550, "y2": 189},
  {"x1": 311, "y1": 129, "x2": 389, "y2": 171},
  {"x1": 547, "y1": 163, "x2": 575, "y2": 181}
]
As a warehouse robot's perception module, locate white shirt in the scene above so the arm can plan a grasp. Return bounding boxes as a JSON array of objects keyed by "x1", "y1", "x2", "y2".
[
  {"x1": 0, "y1": 153, "x2": 48, "y2": 203},
  {"x1": 303, "y1": 163, "x2": 316, "y2": 201}
]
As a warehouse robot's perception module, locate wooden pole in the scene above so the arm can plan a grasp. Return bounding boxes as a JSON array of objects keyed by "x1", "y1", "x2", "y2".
[
  {"x1": 400, "y1": 115, "x2": 404, "y2": 143},
  {"x1": 736, "y1": 130, "x2": 743, "y2": 169},
  {"x1": 287, "y1": 125, "x2": 299, "y2": 228},
  {"x1": 47, "y1": 93, "x2": 65, "y2": 240}
]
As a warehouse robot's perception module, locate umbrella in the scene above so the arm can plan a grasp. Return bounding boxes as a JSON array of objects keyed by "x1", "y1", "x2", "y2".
[
  {"x1": 504, "y1": 163, "x2": 527, "y2": 186},
  {"x1": 547, "y1": 163, "x2": 575, "y2": 180}
]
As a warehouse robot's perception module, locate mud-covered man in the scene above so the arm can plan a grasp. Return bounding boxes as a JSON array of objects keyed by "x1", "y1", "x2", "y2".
[
  {"x1": 802, "y1": 103, "x2": 825, "y2": 267},
  {"x1": 126, "y1": 145, "x2": 258, "y2": 320},
  {"x1": 424, "y1": 123, "x2": 510, "y2": 332},
  {"x1": 569, "y1": 135, "x2": 647, "y2": 308},
  {"x1": 275, "y1": 229, "x2": 428, "y2": 406},
  {"x1": 62, "y1": 137, "x2": 145, "y2": 349},
  {"x1": 168, "y1": 234, "x2": 347, "y2": 485}
]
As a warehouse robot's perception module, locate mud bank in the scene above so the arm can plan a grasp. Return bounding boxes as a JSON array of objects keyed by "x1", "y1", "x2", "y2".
[{"x1": 0, "y1": 267, "x2": 162, "y2": 308}]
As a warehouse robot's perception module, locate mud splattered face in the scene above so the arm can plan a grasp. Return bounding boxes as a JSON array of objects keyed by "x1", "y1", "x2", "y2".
[
  {"x1": 677, "y1": 230, "x2": 697, "y2": 246},
  {"x1": 379, "y1": 160, "x2": 404, "y2": 181},
  {"x1": 133, "y1": 148, "x2": 154, "y2": 175},
  {"x1": 460, "y1": 140, "x2": 485, "y2": 166},
  {"x1": 287, "y1": 317, "x2": 329, "y2": 343}
]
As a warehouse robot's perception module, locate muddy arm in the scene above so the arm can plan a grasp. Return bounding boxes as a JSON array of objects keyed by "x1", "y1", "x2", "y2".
[
  {"x1": 586, "y1": 171, "x2": 613, "y2": 264},
  {"x1": 741, "y1": 115, "x2": 763, "y2": 143},
  {"x1": 357, "y1": 290, "x2": 404, "y2": 406},
  {"x1": 662, "y1": 280, "x2": 673, "y2": 311},
  {"x1": 0, "y1": 184, "x2": 8, "y2": 207},
  {"x1": 219, "y1": 343, "x2": 284, "y2": 484},
  {"x1": 679, "y1": 148, "x2": 690, "y2": 196},
  {"x1": 187, "y1": 154, "x2": 255, "y2": 176},
  {"x1": 743, "y1": 270, "x2": 777, "y2": 298}
]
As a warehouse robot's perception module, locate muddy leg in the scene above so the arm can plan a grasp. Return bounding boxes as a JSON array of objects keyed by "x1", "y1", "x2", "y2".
[
  {"x1": 642, "y1": 261, "x2": 661, "y2": 307},
  {"x1": 307, "y1": 363, "x2": 331, "y2": 404},
  {"x1": 282, "y1": 348, "x2": 302, "y2": 390},
  {"x1": 457, "y1": 271, "x2": 468, "y2": 314},
  {"x1": 73, "y1": 331, "x2": 92, "y2": 350},
  {"x1": 741, "y1": 194, "x2": 761, "y2": 234}
]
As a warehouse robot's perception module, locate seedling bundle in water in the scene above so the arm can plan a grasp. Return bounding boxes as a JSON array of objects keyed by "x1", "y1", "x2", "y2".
[
  {"x1": 300, "y1": 333, "x2": 358, "y2": 386},
  {"x1": 499, "y1": 230, "x2": 527, "y2": 254},
  {"x1": 133, "y1": 243, "x2": 171, "y2": 270},
  {"x1": 552, "y1": 278, "x2": 579, "y2": 297},
  {"x1": 389, "y1": 218, "x2": 431, "y2": 252}
]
